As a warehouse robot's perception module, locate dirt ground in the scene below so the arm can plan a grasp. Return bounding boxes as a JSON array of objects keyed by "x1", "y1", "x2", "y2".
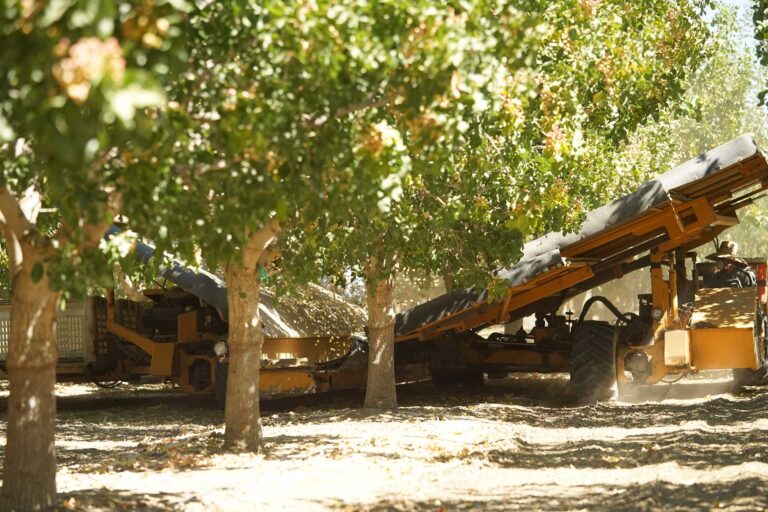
[{"x1": 0, "y1": 373, "x2": 767, "y2": 511}]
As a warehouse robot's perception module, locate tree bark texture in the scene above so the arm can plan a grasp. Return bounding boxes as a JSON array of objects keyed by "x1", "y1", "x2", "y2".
[
  {"x1": 364, "y1": 266, "x2": 397, "y2": 410},
  {"x1": 220, "y1": 221, "x2": 279, "y2": 453},
  {"x1": 1, "y1": 254, "x2": 60, "y2": 511},
  {"x1": 222, "y1": 261, "x2": 264, "y2": 452},
  {"x1": 0, "y1": 183, "x2": 118, "y2": 511}
]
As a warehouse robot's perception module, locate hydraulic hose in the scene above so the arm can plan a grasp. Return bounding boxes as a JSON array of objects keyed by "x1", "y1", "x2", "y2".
[{"x1": 577, "y1": 295, "x2": 633, "y2": 325}]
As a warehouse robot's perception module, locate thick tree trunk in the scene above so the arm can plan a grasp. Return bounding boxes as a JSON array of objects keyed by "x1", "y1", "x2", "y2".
[
  {"x1": 1, "y1": 261, "x2": 60, "y2": 511},
  {"x1": 220, "y1": 221, "x2": 279, "y2": 452},
  {"x1": 0, "y1": 180, "x2": 114, "y2": 510},
  {"x1": 364, "y1": 265, "x2": 397, "y2": 409},
  {"x1": 222, "y1": 260, "x2": 264, "y2": 452}
]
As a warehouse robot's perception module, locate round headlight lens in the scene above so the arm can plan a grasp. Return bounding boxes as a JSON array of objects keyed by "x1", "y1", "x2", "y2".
[{"x1": 214, "y1": 341, "x2": 228, "y2": 357}]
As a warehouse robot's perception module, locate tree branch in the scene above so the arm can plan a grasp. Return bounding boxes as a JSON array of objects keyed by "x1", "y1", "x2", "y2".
[
  {"x1": 89, "y1": 147, "x2": 119, "y2": 179},
  {"x1": 113, "y1": 263, "x2": 151, "y2": 302},
  {"x1": 416, "y1": 186, "x2": 447, "y2": 208},
  {"x1": 243, "y1": 217, "x2": 281, "y2": 269},
  {"x1": 79, "y1": 189, "x2": 124, "y2": 251},
  {"x1": 306, "y1": 92, "x2": 400, "y2": 128},
  {"x1": 0, "y1": 185, "x2": 34, "y2": 239},
  {"x1": 18, "y1": 186, "x2": 42, "y2": 224},
  {"x1": 0, "y1": 184, "x2": 53, "y2": 273},
  {"x1": 55, "y1": 179, "x2": 123, "y2": 250},
  {"x1": 258, "y1": 243, "x2": 281, "y2": 268},
  {"x1": 330, "y1": 94, "x2": 394, "y2": 120},
  {"x1": 171, "y1": 159, "x2": 234, "y2": 183}
]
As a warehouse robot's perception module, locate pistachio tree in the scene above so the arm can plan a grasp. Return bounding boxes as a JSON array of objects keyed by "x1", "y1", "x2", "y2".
[
  {"x1": 0, "y1": 1, "x2": 186, "y2": 509},
  {"x1": 754, "y1": 0, "x2": 768, "y2": 102},
  {"x1": 201, "y1": 1, "x2": 556, "y2": 412},
  {"x1": 286, "y1": 0, "x2": 712, "y2": 409},
  {"x1": 405, "y1": 0, "x2": 713, "y2": 291},
  {"x1": 626, "y1": 2, "x2": 768, "y2": 255},
  {"x1": 623, "y1": 4, "x2": 763, "y2": 178},
  {"x1": 133, "y1": 0, "x2": 537, "y2": 448}
]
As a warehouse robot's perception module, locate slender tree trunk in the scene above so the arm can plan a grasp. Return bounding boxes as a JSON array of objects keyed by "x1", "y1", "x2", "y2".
[
  {"x1": 222, "y1": 260, "x2": 264, "y2": 451},
  {"x1": 2, "y1": 255, "x2": 60, "y2": 511},
  {"x1": 364, "y1": 261, "x2": 397, "y2": 409}
]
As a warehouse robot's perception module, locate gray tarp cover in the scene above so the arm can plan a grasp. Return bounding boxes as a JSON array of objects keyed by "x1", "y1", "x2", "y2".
[
  {"x1": 393, "y1": 134, "x2": 761, "y2": 337},
  {"x1": 105, "y1": 227, "x2": 366, "y2": 337}
]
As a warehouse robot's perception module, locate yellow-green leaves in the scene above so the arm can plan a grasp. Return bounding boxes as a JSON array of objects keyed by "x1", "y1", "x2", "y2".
[{"x1": 0, "y1": 0, "x2": 188, "y2": 294}]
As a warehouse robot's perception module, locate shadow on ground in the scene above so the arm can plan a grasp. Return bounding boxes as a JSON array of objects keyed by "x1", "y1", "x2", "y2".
[
  {"x1": 480, "y1": 428, "x2": 768, "y2": 469},
  {"x1": 0, "y1": 375, "x2": 765, "y2": 510},
  {"x1": 61, "y1": 488, "x2": 194, "y2": 511},
  {"x1": 334, "y1": 477, "x2": 768, "y2": 511}
]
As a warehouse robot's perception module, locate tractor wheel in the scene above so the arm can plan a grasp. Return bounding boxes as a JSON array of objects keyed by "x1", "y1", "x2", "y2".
[
  {"x1": 215, "y1": 361, "x2": 228, "y2": 409},
  {"x1": 734, "y1": 307, "x2": 768, "y2": 387},
  {"x1": 431, "y1": 369, "x2": 485, "y2": 388},
  {"x1": 570, "y1": 321, "x2": 617, "y2": 404},
  {"x1": 733, "y1": 363, "x2": 768, "y2": 387}
]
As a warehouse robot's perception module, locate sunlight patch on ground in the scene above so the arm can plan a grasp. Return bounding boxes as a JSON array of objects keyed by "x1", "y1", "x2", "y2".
[
  {"x1": 0, "y1": 375, "x2": 766, "y2": 510},
  {"x1": 55, "y1": 459, "x2": 768, "y2": 511}
]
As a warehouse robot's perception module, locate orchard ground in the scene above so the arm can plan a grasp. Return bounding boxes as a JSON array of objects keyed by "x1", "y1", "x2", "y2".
[{"x1": 0, "y1": 373, "x2": 766, "y2": 511}]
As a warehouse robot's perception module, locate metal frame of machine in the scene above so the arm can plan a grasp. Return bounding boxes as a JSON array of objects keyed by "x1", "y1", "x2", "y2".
[
  {"x1": 391, "y1": 134, "x2": 768, "y2": 400},
  {"x1": 0, "y1": 283, "x2": 375, "y2": 402},
  {"x1": 2, "y1": 135, "x2": 766, "y2": 403}
]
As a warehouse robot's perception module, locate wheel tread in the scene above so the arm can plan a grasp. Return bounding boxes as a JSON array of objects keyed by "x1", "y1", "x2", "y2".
[{"x1": 571, "y1": 321, "x2": 617, "y2": 404}]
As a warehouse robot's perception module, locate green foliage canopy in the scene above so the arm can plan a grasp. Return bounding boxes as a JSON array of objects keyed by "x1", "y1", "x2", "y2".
[
  {"x1": 284, "y1": 0, "x2": 713, "y2": 297},
  {"x1": 623, "y1": 4, "x2": 768, "y2": 257},
  {"x1": 134, "y1": 1, "x2": 543, "y2": 287},
  {"x1": 0, "y1": 0, "x2": 189, "y2": 293}
]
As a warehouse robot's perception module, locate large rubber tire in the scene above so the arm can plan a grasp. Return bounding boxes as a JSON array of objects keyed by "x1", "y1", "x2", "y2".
[
  {"x1": 431, "y1": 369, "x2": 485, "y2": 388},
  {"x1": 733, "y1": 304, "x2": 768, "y2": 387},
  {"x1": 733, "y1": 364, "x2": 768, "y2": 387},
  {"x1": 215, "y1": 361, "x2": 228, "y2": 409},
  {"x1": 570, "y1": 321, "x2": 617, "y2": 404}
]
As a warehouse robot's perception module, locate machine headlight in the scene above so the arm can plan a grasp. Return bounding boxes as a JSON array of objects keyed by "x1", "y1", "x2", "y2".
[
  {"x1": 214, "y1": 341, "x2": 228, "y2": 357},
  {"x1": 651, "y1": 307, "x2": 664, "y2": 321},
  {"x1": 624, "y1": 350, "x2": 652, "y2": 384}
]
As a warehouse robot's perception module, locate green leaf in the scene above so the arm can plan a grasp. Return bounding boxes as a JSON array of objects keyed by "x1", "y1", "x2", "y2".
[
  {"x1": 31, "y1": 263, "x2": 44, "y2": 284},
  {"x1": 39, "y1": 0, "x2": 77, "y2": 27},
  {"x1": 108, "y1": 85, "x2": 165, "y2": 126}
]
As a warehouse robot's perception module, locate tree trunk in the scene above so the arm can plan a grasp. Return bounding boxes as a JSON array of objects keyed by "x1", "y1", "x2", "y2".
[
  {"x1": 219, "y1": 221, "x2": 279, "y2": 452},
  {"x1": 222, "y1": 260, "x2": 264, "y2": 452},
  {"x1": 1, "y1": 258, "x2": 60, "y2": 511},
  {"x1": 364, "y1": 264, "x2": 397, "y2": 410}
]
